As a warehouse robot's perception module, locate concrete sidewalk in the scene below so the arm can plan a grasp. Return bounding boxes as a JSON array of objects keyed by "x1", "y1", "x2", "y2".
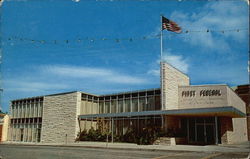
[{"x1": 2, "y1": 141, "x2": 250, "y2": 153}]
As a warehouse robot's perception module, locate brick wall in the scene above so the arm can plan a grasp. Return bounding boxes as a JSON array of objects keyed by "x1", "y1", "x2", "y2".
[
  {"x1": 220, "y1": 117, "x2": 232, "y2": 144},
  {"x1": 164, "y1": 116, "x2": 180, "y2": 132},
  {"x1": 220, "y1": 117, "x2": 248, "y2": 144},
  {"x1": 235, "y1": 84, "x2": 250, "y2": 141},
  {"x1": 41, "y1": 92, "x2": 81, "y2": 143},
  {"x1": 0, "y1": 125, "x2": 2, "y2": 142}
]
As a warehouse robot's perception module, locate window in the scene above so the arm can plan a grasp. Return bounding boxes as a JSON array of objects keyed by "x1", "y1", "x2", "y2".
[
  {"x1": 124, "y1": 99, "x2": 130, "y2": 112},
  {"x1": 111, "y1": 100, "x2": 116, "y2": 113},
  {"x1": 132, "y1": 98, "x2": 138, "y2": 112},
  {"x1": 147, "y1": 96, "x2": 154, "y2": 111},
  {"x1": 99, "y1": 101, "x2": 104, "y2": 114},
  {"x1": 118, "y1": 100, "x2": 123, "y2": 113},
  {"x1": 139, "y1": 97, "x2": 146, "y2": 111},
  {"x1": 105, "y1": 101, "x2": 110, "y2": 113}
]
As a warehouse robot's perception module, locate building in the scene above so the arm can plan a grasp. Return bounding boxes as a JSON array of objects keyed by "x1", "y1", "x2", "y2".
[
  {"x1": 235, "y1": 84, "x2": 250, "y2": 141},
  {"x1": 0, "y1": 112, "x2": 9, "y2": 142},
  {"x1": 7, "y1": 63, "x2": 248, "y2": 144}
]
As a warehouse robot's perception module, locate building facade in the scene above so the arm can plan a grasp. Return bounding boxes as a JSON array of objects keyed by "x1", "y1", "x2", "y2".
[
  {"x1": 9, "y1": 97, "x2": 43, "y2": 142},
  {"x1": 0, "y1": 112, "x2": 9, "y2": 142},
  {"x1": 235, "y1": 84, "x2": 250, "y2": 141},
  {"x1": 7, "y1": 63, "x2": 248, "y2": 145}
]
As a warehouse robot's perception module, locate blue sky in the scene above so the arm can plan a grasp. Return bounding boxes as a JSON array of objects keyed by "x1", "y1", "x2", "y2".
[{"x1": 1, "y1": 0, "x2": 249, "y2": 112}]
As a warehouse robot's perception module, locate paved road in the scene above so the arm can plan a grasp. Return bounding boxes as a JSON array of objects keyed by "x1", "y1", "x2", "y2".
[{"x1": 0, "y1": 144, "x2": 249, "y2": 159}]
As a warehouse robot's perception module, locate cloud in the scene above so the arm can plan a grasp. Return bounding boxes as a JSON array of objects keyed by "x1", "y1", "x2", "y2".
[
  {"x1": 147, "y1": 69, "x2": 159, "y2": 76},
  {"x1": 162, "y1": 53, "x2": 189, "y2": 73},
  {"x1": 41, "y1": 65, "x2": 148, "y2": 85},
  {"x1": 148, "y1": 50, "x2": 189, "y2": 76},
  {"x1": 3, "y1": 64, "x2": 152, "y2": 110},
  {"x1": 171, "y1": 1, "x2": 248, "y2": 52},
  {"x1": 5, "y1": 80, "x2": 69, "y2": 93},
  {"x1": 190, "y1": 64, "x2": 248, "y2": 86}
]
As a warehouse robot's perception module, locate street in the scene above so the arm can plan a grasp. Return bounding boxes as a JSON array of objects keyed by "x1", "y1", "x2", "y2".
[{"x1": 0, "y1": 144, "x2": 249, "y2": 159}]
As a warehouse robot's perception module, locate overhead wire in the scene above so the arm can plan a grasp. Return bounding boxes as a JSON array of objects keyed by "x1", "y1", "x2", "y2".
[{"x1": 3, "y1": 28, "x2": 248, "y2": 45}]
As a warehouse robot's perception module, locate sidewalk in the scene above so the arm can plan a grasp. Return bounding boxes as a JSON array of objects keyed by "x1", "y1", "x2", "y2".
[{"x1": 2, "y1": 141, "x2": 250, "y2": 153}]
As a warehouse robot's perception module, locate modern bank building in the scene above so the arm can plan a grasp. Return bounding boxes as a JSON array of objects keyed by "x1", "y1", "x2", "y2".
[{"x1": 7, "y1": 63, "x2": 249, "y2": 145}]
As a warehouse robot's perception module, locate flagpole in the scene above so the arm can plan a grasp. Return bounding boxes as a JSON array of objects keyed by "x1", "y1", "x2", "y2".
[
  {"x1": 160, "y1": 15, "x2": 165, "y2": 131},
  {"x1": 160, "y1": 15, "x2": 164, "y2": 111},
  {"x1": 160, "y1": 15, "x2": 163, "y2": 62}
]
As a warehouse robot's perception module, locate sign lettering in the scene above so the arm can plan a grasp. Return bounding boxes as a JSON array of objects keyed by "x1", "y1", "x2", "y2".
[{"x1": 181, "y1": 89, "x2": 221, "y2": 97}]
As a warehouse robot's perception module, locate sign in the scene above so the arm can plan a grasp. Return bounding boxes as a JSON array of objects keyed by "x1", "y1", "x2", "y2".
[
  {"x1": 178, "y1": 86, "x2": 227, "y2": 109},
  {"x1": 182, "y1": 90, "x2": 222, "y2": 97}
]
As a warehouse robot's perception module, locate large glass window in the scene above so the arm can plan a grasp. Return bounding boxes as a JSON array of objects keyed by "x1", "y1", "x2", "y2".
[
  {"x1": 111, "y1": 100, "x2": 116, "y2": 113},
  {"x1": 105, "y1": 101, "x2": 110, "y2": 113},
  {"x1": 118, "y1": 100, "x2": 123, "y2": 113},
  {"x1": 39, "y1": 101, "x2": 43, "y2": 116},
  {"x1": 24, "y1": 102, "x2": 27, "y2": 118},
  {"x1": 40, "y1": 104, "x2": 43, "y2": 117},
  {"x1": 87, "y1": 101, "x2": 92, "y2": 114},
  {"x1": 12, "y1": 105, "x2": 15, "y2": 118},
  {"x1": 20, "y1": 105, "x2": 23, "y2": 118},
  {"x1": 132, "y1": 98, "x2": 138, "y2": 112},
  {"x1": 30, "y1": 103, "x2": 34, "y2": 118},
  {"x1": 155, "y1": 95, "x2": 161, "y2": 110},
  {"x1": 16, "y1": 105, "x2": 19, "y2": 118},
  {"x1": 22, "y1": 104, "x2": 25, "y2": 118},
  {"x1": 37, "y1": 102, "x2": 40, "y2": 117},
  {"x1": 139, "y1": 97, "x2": 146, "y2": 111},
  {"x1": 15, "y1": 105, "x2": 17, "y2": 118},
  {"x1": 99, "y1": 101, "x2": 104, "y2": 114},
  {"x1": 32, "y1": 124, "x2": 37, "y2": 142},
  {"x1": 34, "y1": 103, "x2": 38, "y2": 117},
  {"x1": 124, "y1": 99, "x2": 131, "y2": 112},
  {"x1": 92, "y1": 102, "x2": 98, "y2": 114},
  {"x1": 147, "y1": 96, "x2": 155, "y2": 111},
  {"x1": 26, "y1": 103, "x2": 30, "y2": 118}
]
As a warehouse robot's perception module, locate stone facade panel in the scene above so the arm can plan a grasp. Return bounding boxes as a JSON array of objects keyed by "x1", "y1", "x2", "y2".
[
  {"x1": 41, "y1": 92, "x2": 80, "y2": 143},
  {"x1": 161, "y1": 62, "x2": 190, "y2": 110}
]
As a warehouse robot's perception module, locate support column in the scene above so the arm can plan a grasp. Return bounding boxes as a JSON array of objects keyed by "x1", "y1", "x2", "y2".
[
  {"x1": 130, "y1": 94, "x2": 132, "y2": 113},
  {"x1": 187, "y1": 118, "x2": 189, "y2": 144},
  {"x1": 137, "y1": 92, "x2": 139, "y2": 112},
  {"x1": 161, "y1": 115, "x2": 164, "y2": 131},
  {"x1": 215, "y1": 116, "x2": 219, "y2": 144},
  {"x1": 122, "y1": 117, "x2": 124, "y2": 135},
  {"x1": 195, "y1": 118, "x2": 197, "y2": 142},
  {"x1": 91, "y1": 117, "x2": 93, "y2": 128},
  {"x1": 31, "y1": 122, "x2": 34, "y2": 142},
  {"x1": 78, "y1": 118, "x2": 81, "y2": 134},
  {"x1": 204, "y1": 118, "x2": 207, "y2": 144},
  {"x1": 111, "y1": 118, "x2": 114, "y2": 143},
  {"x1": 122, "y1": 95, "x2": 125, "y2": 113}
]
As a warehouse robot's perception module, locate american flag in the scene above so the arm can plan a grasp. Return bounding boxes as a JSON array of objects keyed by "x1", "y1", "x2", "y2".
[{"x1": 162, "y1": 16, "x2": 182, "y2": 33}]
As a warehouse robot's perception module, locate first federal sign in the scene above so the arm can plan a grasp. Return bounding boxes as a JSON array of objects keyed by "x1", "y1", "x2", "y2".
[{"x1": 182, "y1": 89, "x2": 222, "y2": 97}]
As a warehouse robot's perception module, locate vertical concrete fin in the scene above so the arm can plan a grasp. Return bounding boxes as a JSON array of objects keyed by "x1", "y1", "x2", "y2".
[{"x1": 161, "y1": 62, "x2": 190, "y2": 110}]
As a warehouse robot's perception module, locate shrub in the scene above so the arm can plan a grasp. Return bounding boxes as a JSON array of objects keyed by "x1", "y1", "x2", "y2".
[{"x1": 76, "y1": 127, "x2": 111, "y2": 142}]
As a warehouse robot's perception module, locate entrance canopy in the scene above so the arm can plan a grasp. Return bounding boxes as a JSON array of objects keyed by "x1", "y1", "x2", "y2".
[{"x1": 78, "y1": 106, "x2": 245, "y2": 120}]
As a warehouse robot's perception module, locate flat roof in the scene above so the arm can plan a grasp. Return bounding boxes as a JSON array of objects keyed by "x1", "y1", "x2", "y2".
[
  {"x1": 78, "y1": 106, "x2": 245, "y2": 119},
  {"x1": 100, "y1": 88, "x2": 160, "y2": 97}
]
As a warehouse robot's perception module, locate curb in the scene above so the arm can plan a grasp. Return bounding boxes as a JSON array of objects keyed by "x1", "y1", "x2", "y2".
[{"x1": 0, "y1": 143, "x2": 201, "y2": 153}]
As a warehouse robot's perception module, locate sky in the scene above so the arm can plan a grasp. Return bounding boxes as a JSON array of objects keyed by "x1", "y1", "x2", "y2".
[{"x1": 0, "y1": 0, "x2": 249, "y2": 112}]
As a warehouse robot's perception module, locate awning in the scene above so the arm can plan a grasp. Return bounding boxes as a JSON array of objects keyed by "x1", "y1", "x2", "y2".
[{"x1": 78, "y1": 106, "x2": 245, "y2": 120}]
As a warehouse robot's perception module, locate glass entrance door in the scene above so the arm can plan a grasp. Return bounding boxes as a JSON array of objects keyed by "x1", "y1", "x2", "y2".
[
  {"x1": 20, "y1": 128, "x2": 24, "y2": 142},
  {"x1": 206, "y1": 125, "x2": 215, "y2": 144},
  {"x1": 196, "y1": 124, "x2": 205, "y2": 144},
  {"x1": 187, "y1": 117, "x2": 218, "y2": 145}
]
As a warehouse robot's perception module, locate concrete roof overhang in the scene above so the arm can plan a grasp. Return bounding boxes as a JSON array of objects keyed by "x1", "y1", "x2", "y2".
[{"x1": 78, "y1": 106, "x2": 245, "y2": 120}]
